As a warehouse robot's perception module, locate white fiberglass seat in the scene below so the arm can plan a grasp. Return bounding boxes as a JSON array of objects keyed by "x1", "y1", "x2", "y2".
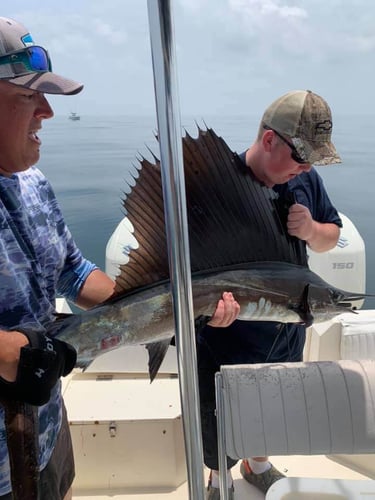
[{"x1": 215, "y1": 359, "x2": 375, "y2": 500}]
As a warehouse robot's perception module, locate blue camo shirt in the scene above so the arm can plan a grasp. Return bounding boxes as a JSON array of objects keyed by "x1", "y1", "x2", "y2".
[{"x1": 0, "y1": 166, "x2": 97, "y2": 495}]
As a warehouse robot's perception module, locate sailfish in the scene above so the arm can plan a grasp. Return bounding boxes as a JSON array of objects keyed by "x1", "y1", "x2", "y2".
[{"x1": 50, "y1": 127, "x2": 369, "y2": 381}]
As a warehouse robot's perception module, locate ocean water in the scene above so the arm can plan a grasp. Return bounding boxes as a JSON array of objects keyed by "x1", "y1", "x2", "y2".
[{"x1": 37, "y1": 114, "x2": 375, "y2": 308}]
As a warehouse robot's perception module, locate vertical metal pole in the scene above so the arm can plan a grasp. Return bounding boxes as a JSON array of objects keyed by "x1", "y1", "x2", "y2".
[
  {"x1": 147, "y1": 1, "x2": 205, "y2": 499},
  {"x1": 215, "y1": 373, "x2": 229, "y2": 500}
]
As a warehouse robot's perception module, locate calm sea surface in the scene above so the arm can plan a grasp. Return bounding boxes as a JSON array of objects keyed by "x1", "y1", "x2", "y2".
[{"x1": 37, "y1": 114, "x2": 375, "y2": 308}]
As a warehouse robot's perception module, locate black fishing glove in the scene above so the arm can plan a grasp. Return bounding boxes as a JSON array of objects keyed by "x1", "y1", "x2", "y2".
[{"x1": 0, "y1": 329, "x2": 77, "y2": 406}]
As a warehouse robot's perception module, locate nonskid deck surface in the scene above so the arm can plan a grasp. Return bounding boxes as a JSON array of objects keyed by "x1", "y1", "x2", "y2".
[{"x1": 72, "y1": 456, "x2": 371, "y2": 499}]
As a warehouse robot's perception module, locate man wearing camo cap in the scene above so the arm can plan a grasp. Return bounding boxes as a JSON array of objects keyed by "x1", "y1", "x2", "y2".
[
  {"x1": 0, "y1": 16, "x2": 115, "y2": 500},
  {"x1": 198, "y1": 90, "x2": 342, "y2": 499}
]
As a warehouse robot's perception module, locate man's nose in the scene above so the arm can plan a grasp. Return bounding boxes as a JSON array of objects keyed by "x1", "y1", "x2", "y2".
[{"x1": 34, "y1": 93, "x2": 54, "y2": 119}]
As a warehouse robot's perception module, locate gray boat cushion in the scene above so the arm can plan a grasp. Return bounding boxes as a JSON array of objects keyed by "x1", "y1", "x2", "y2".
[{"x1": 217, "y1": 359, "x2": 375, "y2": 458}]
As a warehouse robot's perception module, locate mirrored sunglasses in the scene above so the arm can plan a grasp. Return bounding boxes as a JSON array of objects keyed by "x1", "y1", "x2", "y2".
[{"x1": 0, "y1": 46, "x2": 52, "y2": 78}]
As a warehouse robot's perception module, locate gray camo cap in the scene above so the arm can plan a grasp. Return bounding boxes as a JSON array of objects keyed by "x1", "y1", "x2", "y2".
[
  {"x1": 0, "y1": 16, "x2": 83, "y2": 95},
  {"x1": 262, "y1": 90, "x2": 341, "y2": 166}
]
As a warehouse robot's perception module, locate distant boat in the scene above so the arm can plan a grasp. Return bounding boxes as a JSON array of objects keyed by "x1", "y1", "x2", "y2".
[{"x1": 69, "y1": 112, "x2": 80, "y2": 121}]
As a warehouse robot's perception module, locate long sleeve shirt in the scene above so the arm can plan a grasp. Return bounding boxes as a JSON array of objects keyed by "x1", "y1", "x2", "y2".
[{"x1": 0, "y1": 166, "x2": 97, "y2": 495}]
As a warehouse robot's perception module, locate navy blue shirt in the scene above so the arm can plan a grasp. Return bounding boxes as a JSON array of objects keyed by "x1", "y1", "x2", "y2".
[{"x1": 197, "y1": 158, "x2": 342, "y2": 367}]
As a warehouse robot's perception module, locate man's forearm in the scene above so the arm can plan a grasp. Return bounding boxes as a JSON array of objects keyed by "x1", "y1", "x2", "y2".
[
  {"x1": 306, "y1": 222, "x2": 340, "y2": 253},
  {"x1": 75, "y1": 269, "x2": 116, "y2": 310}
]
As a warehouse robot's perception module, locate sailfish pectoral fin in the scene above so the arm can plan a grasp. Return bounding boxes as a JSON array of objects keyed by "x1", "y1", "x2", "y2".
[
  {"x1": 145, "y1": 339, "x2": 172, "y2": 382},
  {"x1": 289, "y1": 284, "x2": 314, "y2": 327}
]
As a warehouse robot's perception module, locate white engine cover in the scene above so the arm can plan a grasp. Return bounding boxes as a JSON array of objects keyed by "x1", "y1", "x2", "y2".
[{"x1": 307, "y1": 213, "x2": 365, "y2": 308}]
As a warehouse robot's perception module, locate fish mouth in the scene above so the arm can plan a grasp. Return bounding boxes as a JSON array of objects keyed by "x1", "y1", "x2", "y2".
[{"x1": 330, "y1": 288, "x2": 369, "y2": 304}]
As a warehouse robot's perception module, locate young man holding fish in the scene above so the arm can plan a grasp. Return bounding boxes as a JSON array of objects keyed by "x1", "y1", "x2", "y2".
[
  {"x1": 200, "y1": 90, "x2": 342, "y2": 499},
  {"x1": 0, "y1": 17, "x2": 115, "y2": 500}
]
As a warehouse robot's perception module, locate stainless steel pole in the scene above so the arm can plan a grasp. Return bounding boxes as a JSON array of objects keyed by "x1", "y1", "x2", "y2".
[{"x1": 147, "y1": 1, "x2": 205, "y2": 498}]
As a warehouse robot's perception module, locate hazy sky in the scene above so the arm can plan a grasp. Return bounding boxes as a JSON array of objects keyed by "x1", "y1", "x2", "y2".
[{"x1": 1, "y1": 1, "x2": 375, "y2": 117}]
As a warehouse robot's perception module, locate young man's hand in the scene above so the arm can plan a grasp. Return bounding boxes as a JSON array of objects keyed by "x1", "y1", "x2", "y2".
[{"x1": 208, "y1": 292, "x2": 240, "y2": 328}]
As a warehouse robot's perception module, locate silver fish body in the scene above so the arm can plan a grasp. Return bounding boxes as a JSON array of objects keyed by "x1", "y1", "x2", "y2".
[{"x1": 52, "y1": 262, "x2": 364, "y2": 378}]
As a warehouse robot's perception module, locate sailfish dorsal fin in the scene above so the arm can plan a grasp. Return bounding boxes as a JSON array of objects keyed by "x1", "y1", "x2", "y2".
[{"x1": 114, "y1": 127, "x2": 307, "y2": 294}]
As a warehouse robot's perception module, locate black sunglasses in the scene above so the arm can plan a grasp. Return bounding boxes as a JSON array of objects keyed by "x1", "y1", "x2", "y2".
[{"x1": 263, "y1": 125, "x2": 307, "y2": 164}]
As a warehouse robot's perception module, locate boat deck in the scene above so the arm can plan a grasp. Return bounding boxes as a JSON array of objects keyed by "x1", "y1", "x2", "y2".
[
  {"x1": 71, "y1": 454, "x2": 372, "y2": 499},
  {"x1": 65, "y1": 353, "x2": 374, "y2": 499},
  {"x1": 63, "y1": 309, "x2": 375, "y2": 499}
]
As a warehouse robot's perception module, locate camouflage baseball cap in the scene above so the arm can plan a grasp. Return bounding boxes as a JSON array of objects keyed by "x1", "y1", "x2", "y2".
[
  {"x1": 0, "y1": 17, "x2": 83, "y2": 95},
  {"x1": 262, "y1": 90, "x2": 341, "y2": 165}
]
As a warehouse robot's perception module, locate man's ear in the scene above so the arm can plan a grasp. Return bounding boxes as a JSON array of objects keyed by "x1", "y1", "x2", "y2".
[{"x1": 262, "y1": 129, "x2": 274, "y2": 153}]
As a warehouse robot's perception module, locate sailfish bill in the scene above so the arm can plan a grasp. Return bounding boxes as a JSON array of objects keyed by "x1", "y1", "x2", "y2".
[{"x1": 48, "y1": 127, "x2": 372, "y2": 381}]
